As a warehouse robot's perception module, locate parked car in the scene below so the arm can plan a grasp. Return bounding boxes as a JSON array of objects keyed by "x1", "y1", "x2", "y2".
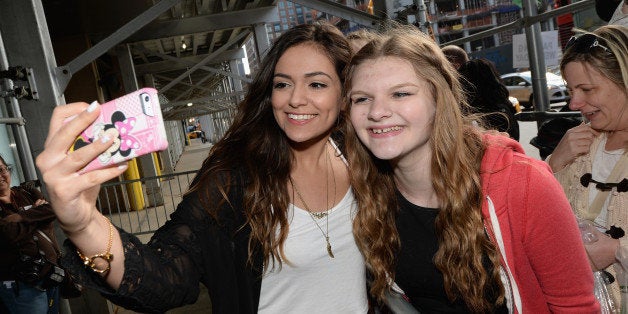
[{"x1": 501, "y1": 71, "x2": 570, "y2": 109}]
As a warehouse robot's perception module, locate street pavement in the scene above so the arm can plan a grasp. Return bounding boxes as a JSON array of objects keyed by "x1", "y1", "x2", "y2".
[{"x1": 519, "y1": 120, "x2": 542, "y2": 160}]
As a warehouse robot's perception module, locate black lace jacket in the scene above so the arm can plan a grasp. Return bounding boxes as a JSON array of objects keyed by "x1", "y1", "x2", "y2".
[{"x1": 61, "y1": 170, "x2": 264, "y2": 313}]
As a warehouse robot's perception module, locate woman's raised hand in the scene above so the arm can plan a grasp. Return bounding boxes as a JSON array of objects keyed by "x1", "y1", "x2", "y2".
[
  {"x1": 548, "y1": 123, "x2": 599, "y2": 172},
  {"x1": 35, "y1": 102, "x2": 128, "y2": 234}
]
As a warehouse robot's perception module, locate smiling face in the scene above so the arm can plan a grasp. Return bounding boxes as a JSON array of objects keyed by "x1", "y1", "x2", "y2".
[
  {"x1": 349, "y1": 56, "x2": 436, "y2": 165},
  {"x1": 271, "y1": 43, "x2": 343, "y2": 146},
  {"x1": 0, "y1": 159, "x2": 11, "y2": 193},
  {"x1": 564, "y1": 61, "x2": 628, "y2": 132}
]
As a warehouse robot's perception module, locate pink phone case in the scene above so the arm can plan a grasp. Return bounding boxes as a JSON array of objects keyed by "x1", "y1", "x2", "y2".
[{"x1": 69, "y1": 88, "x2": 168, "y2": 173}]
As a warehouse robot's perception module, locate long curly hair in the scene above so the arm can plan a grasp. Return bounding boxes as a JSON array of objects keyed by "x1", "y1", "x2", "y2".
[
  {"x1": 187, "y1": 21, "x2": 351, "y2": 271},
  {"x1": 344, "y1": 25, "x2": 504, "y2": 312}
]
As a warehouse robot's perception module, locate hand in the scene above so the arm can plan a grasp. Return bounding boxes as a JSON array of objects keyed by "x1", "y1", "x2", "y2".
[
  {"x1": 35, "y1": 102, "x2": 128, "y2": 234},
  {"x1": 548, "y1": 123, "x2": 599, "y2": 172},
  {"x1": 584, "y1": 227, "x2": 620, "y2": 271}
]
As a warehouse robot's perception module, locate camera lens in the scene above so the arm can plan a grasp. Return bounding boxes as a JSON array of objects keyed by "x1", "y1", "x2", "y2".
[{"x1": 144, "y1": 95, "x2": 150, "y2": 102}]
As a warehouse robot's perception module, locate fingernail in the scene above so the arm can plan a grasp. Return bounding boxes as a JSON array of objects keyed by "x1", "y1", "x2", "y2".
[
  {"x1": 86, "y1": 101, "x2": 99, "y2": 113},
  {"x1": 100, "y1": 135, "x2": 111, "y2": 143},
  {"x1": 118, "y1": 164, "x2": 128, "y2": 170}
]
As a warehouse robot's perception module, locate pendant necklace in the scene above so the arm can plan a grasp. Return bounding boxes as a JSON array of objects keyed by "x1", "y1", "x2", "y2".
[{"x1": 290, "y1": 143, "x2": 336, "y2": 258}]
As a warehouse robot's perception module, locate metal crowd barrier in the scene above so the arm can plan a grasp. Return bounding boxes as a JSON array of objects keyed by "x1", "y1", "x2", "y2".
[{"x1": 96, "y1": 170, "x2": 198, "y2": 238}]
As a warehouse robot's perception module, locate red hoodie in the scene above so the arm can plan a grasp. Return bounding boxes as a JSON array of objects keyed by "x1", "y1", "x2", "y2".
[{"x1": 480, "y1": 134, "x2": 599, "y2": 313}]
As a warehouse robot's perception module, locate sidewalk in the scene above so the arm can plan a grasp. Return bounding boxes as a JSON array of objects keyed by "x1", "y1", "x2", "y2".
[
  {"x1": 173, "y1": 139, "x2": 213, "y2": 172},
  {"x1": 113, "y1": 139, "x2": 214, "y2": 314}
]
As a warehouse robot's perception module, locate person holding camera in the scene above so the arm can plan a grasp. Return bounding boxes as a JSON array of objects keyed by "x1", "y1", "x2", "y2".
[{"x1": 0, "y1": 154, "x2": 61, "y2": 313}]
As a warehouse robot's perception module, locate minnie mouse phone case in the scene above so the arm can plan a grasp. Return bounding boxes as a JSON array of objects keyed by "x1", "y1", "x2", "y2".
[{"x1": 69, "y1": 88, "x2": 169, "y2": 173}]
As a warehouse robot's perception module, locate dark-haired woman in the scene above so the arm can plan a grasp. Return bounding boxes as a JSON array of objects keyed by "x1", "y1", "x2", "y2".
[
  {"x1": 36, "y1": 22, "x2": 367, "y2": 313},
  {"x1": 458, "y1": 58, "x2": 520, "y2": 141}
]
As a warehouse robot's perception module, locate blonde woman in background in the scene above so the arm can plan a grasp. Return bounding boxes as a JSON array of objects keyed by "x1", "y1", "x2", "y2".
[{"x1": 548, "y1": 24, "x2": 628, "y2": 308}]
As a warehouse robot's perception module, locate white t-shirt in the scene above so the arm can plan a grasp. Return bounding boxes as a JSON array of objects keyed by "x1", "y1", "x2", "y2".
[
  {"x1": 593, "y1": 136, "x2": 624, "y2": 227},
  {"x1": 257, "y1": 188, "x2": 368, "y2": 313},
  {"x1": 609, "y1": 1, "x2": 628, "y2": 27}
]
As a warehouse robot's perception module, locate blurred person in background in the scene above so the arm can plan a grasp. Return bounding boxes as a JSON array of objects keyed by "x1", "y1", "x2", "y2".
[
  {"x1": 441, "y1": 45, "x2": 468, "y2": 70},
  {"x1": 346, "y1": 28, "x2": 380, "y2": 54},
  {"x1": 0, "y1": 154, "x2": 61, "y2": 314},
  {"x1": 458, "y1": 58, "x2": 520, "y2": 141}
]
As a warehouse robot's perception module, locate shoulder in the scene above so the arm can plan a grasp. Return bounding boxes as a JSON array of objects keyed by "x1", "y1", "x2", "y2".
[
  {"x1": 510, "y1": 154, "x2": 555, "y2": 187},
  {"x1": 483, "y1": 148, "x2": 555, "y2": 193},
  {"x1": 481, "y1": 139, "x2": 559, "y2": 207},
  {"x1": 480, "y1": 134, "x2": 525, "y2": 172},
  {"x1": 178, "y1": 168, "x2": 248, "y2": 227},
  {"x1": 509, "y1": 154, "x2": 570, "y2": 217}
]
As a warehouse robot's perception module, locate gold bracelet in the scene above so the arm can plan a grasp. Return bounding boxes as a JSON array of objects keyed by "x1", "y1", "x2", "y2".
[{"x1": 77, "y1": 219, "x2": 114, "y2": 275}]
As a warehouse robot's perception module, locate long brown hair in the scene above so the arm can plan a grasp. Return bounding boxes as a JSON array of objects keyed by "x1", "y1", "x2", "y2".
[
  {"x1": 187, "y1": 22, "x2": 351, "y2": 271},
  {"x1": 345, "y1": 25, "x2": 504, "y2": 312}
]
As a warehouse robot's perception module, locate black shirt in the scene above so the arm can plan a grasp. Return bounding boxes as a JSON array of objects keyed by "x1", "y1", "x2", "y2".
[{"x1": 394, "y1": 192, "x2": 508, "y2": 313}]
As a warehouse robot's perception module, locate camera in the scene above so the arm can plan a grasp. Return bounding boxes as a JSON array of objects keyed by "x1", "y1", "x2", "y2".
[
  {"x1": 41, "y1": 265, "x2": 66, "y2": 290},
  {"x1": 15, "y1": 253, "x2": 47, "y2": 284},
  {"x1": 14, "y1": 252, "x2": 68, "y2": 290}
]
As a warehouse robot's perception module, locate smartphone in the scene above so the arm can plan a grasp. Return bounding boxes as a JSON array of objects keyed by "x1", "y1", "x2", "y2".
[{"x1": 69, "y1": 88, "x2": 169, "y2": 173}]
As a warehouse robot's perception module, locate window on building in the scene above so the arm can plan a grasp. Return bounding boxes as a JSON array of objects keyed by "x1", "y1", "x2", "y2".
[{"x1": 436, "y1": 1, "x2": 458, "y2": 14}]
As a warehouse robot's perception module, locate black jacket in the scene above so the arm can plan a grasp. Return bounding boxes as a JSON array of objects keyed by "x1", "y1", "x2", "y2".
[
  {"x1": 62, "y1": 170, "x2": 264, "y2": 313},
  {"x1": 0, "y1": 185, "x2": 59, "y2": 281}
]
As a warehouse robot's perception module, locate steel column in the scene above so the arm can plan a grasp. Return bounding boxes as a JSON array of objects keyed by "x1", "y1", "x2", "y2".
[
  {"x1": 116, "y1": 44, "x2": 164, "y2": 207},
  {"x1": 523, "y1": 0, "x2": 550, "y2": 117},
  {"x1": 55, "y1": 0, "x2": 182, "y2": 92},
  {"x1": 0, "y1": 0, "x2": 64, "y2": 181}
]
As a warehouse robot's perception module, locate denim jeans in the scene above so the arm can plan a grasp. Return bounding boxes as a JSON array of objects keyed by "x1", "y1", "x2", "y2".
[{"x1": 0, "y1": 281, "x2": 59, "y2": 314}]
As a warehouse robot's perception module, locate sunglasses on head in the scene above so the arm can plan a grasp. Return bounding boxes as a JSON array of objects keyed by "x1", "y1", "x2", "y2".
[{"x1": 565, "y1": 34, "x2": 610, "y2": 54}]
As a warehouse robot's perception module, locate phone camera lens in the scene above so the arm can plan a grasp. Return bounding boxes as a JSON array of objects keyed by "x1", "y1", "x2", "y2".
[{"x1": 144, "y1": 96, "x2": 150, "y2": 102}]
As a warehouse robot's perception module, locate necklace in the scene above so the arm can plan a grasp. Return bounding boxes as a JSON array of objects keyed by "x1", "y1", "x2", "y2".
[{"x1": 290, "y1": 143, "x2": 336, "y2": 258}]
